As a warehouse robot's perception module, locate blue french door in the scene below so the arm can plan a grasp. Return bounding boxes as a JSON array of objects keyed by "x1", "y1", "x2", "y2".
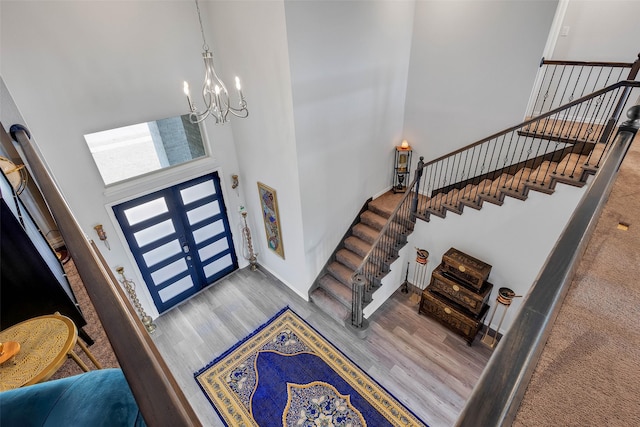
[{"x1": 113, "y1": 172, "x2": 237, "y2": 313}]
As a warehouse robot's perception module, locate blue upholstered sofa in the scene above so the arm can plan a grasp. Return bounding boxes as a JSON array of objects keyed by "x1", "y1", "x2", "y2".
[{"x1": 0, "y1": 369, "x2": 146, "y2": 426}]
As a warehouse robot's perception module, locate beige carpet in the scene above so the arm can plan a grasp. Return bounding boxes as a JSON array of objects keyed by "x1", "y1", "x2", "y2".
[{"x1": 514, "y1": 136, "x2": 640, "y2": 426}]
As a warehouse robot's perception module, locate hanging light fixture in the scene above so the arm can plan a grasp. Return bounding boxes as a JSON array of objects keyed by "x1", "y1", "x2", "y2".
[{"x1": 183, "y1": 0, "x2": 248, "y2": 124}]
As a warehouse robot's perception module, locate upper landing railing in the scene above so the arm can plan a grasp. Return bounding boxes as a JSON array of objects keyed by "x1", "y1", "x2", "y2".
[
  {"x1": 527, "y1": 53, "x2": 640, "y2": 118},
  {"x1": 411, "y1": 80, "x2": 640, "y2": 219}
]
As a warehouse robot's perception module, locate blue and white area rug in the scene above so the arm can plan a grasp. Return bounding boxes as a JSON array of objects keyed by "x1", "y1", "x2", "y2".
[{"x1": 195, "y1": 307, "x2": 427, "y2": 426}]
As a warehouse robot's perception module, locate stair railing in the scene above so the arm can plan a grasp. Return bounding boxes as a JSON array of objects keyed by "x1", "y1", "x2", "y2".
[
  {"x1": 349, "y1": 79, "x2": 640, "y2": 330},
  {"x1": 456, "y1": 101, "x2": 640, "y2": 427},
  {"x1": 526, "y1": 52, "x2": 640, "y2": 118},
  {"x1": 349, "y1": 56, "x2": 640, "y2": 330},
  {"x1": 414, "y1": 80, "x2": 640, "y2": 220},
  {"x1": 350, "y1": 170, "x2": 421, "y2": 328}
]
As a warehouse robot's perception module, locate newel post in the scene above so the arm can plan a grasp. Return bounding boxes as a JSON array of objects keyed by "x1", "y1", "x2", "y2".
[
  {"x1": 599, "y1": 56, "x2": 639, "y2": 144},
  {"x1": 626, "y1": 52, "x2": 640, "y2": 81},
  {"x1": 411, "y1": 156, "x2": 425, "y2": 217},
  {"x1": 619, "y1": 104, "x2": 640, "y2": 137},
  {"x1": 346, "y1": 274, "x2": 369, "y2": 338}
]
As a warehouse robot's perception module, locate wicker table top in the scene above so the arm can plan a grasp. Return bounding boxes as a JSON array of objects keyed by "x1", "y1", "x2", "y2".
[{"x1": 0, "y1": 314, "x2": 77, "y2": 391}]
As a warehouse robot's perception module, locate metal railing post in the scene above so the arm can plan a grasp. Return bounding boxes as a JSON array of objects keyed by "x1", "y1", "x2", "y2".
[{"x1": 411, "y1": 156, "x2": 424, "y2": 216}]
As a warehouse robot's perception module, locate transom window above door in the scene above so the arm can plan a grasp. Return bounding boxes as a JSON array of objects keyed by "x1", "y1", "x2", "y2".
[{"x1": 84, "y1": 114, "x2": 208, "y2": 186}]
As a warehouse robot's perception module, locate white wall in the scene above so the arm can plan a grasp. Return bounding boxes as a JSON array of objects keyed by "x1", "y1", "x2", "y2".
[
  {"x1": 0, "y1": 1, "x2": 245, "y2": 318},
  {"x1": 552, "y1": 0, "x2": 640, "y2": 62},
  {"x1": 403, "y1": 1, "x2": 557, "y2": 162},
  {"x1": 285, "y1": 0, "x2": 416, "y2": 278},
  {"x1": 205, "y1": 1, "x2": 310, "y2": 298}
]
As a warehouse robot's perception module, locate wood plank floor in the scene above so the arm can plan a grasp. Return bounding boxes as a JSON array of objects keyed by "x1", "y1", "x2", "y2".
[{"x1": 152, "y1": 267, "x2": 493, "y2": 427}]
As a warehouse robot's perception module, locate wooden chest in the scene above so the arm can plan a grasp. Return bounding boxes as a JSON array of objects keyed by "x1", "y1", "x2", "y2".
[
  {"x1": 441, "y1": 247, "x2": 492, "y2": 290},
  {"x1": 429, "y1": 264, "x2": 493, "y2": 316},
  {"x1": 419, "y1": 289, "x2": 488, "y2": 345}
]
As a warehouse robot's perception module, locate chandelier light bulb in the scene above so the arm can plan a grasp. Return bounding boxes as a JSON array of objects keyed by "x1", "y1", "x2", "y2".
[{"x1": 235, "y1": 76, "x2": 241, "y2": 91}]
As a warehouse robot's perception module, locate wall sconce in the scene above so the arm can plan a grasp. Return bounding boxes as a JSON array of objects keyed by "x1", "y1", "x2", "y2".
[
  {"x1": 93, "y1": 224, "x2": 110, "y2": 250},
  {"x1": 231, "y1": 174, "x2": 239, "y2": 189}
]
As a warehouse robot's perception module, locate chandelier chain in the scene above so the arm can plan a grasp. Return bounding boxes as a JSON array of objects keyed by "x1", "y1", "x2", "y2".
[{"x1": 195, "y1": 0, "x2": 209, "y2": 52}]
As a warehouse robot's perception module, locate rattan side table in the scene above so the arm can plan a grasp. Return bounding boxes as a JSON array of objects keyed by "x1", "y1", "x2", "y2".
[{"x1": 0, "y1": 313, "x2": 102, "y2": 391}]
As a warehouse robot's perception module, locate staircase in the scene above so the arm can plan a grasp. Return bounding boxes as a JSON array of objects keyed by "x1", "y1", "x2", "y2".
[
  {"x1": 309, "y1": 64, "x2": 640, "y2": 329},
  {"x1": 309, "y1": 139, "x2": 604, "y2": 324},
  {"x1": 309, "y1": 192, "x2": 409, "y2": 324},
  {"x1": 419, "y1": 139, "x2": 605, "y2": 221}
]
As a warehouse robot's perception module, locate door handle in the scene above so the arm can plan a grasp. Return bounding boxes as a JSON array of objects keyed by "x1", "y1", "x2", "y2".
[{"x1": 182, "y1": 243, "x2": 192, "y2": 261}]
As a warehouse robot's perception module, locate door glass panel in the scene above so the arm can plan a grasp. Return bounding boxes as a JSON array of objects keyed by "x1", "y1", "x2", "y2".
[
  {"x1": 124, "y1": 197, "x2": 168, "y2": 226},
  {"x1": 180, "y1": 180, "x2": 216, "y2": 205},
  {"x1": 150, "y1": 258, "x2": 188, "y2": 284},
  {"x1": 142, "y1": 240, "x2": 182, "y2": 267},
  {"x1": 186, "y1": 201, "x2": 221, "y2": 225},
  {"x1": 158, "y1": 276, "x2": 194, "y2": 302},
  {"x1": 193, "y1": 220, "x2": 225, "y2": 244},
  {"x1": 203, "y1": 254, "x2": 233, "y2": 278},
  {"x1": 113, "y1": 171, "x2": 237, "y2": 313},
  {"x1": 133, "y1": 219, "x2": 175, "y2": 247},
  {"x1": 198, "y1": 239, "x2": 229, "y2": 262}
]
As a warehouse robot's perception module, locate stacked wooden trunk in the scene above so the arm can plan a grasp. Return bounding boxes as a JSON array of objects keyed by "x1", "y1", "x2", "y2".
[{"x1": 419, "y1": 248, "x2": 493, "y2": 345}]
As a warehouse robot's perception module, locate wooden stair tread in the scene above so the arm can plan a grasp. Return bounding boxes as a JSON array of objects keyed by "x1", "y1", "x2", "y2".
[
  {"x1": 360, "y1": 210, "x2": 387, "y2": 231},
  {"x1": 336, "y1": 249, "x2": 364, "y2": 270},
  {"x1": 318, "y1": 274, "x2": 352, "y2": 307},
  {"x1": 352, "y1": 223, "x2": 379, "y2": 244},
  {"x1": 368, "y1": 192, "x2": 404, "y2": 218},
  {"x1": 309, "y1": 287, "x2": 350, "y2": 322},
  {"x1": 344, "y1": 236, "x2": 372, "y2": 257},
  {"x1": 520, "y1": 118, "x2": 605, "y2": 144},
  {"x1": 327, "y1": 261, "x2": 354, "y2": 286}
]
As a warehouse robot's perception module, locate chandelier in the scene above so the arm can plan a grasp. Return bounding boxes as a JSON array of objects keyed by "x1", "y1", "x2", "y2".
[{"x1": 183, "y1": 0, "x2": 248, "y2": 124}]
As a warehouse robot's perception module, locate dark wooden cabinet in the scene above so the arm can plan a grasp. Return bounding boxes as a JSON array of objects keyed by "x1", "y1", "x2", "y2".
[
  {"x1": 419, "y1": 248, "x2": 492, "y2": 345},
  {"x1": 441, "y1": 247, "x2": 492, "y2": 290},
  {"x1": 419, "y1": 290, "x2": 489, "y2": 344},
  {"x1": 429, "y1": 264, "x2": 492, "y2": 316}
]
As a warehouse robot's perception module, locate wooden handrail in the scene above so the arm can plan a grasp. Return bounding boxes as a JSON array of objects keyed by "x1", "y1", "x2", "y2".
[
  {"x1": 9, "y1": 125, "x2": 201, "y2": 427},
  {"x1": 540, "y1": 51, "x2": 640, "y2": 75},
  {"x1": 541, "y1": 59, "x2": 633, "y2": 68}
]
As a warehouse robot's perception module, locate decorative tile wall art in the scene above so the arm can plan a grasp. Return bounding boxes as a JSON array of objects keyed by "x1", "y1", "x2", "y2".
[{"x1": 257, "y1": 182, "x2": 284, "y2": 259}]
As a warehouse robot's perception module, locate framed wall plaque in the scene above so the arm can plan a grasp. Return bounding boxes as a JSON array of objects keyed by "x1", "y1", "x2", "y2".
[{"x1": 257, "y1": 182, "x2": 284, "y2": 259}]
